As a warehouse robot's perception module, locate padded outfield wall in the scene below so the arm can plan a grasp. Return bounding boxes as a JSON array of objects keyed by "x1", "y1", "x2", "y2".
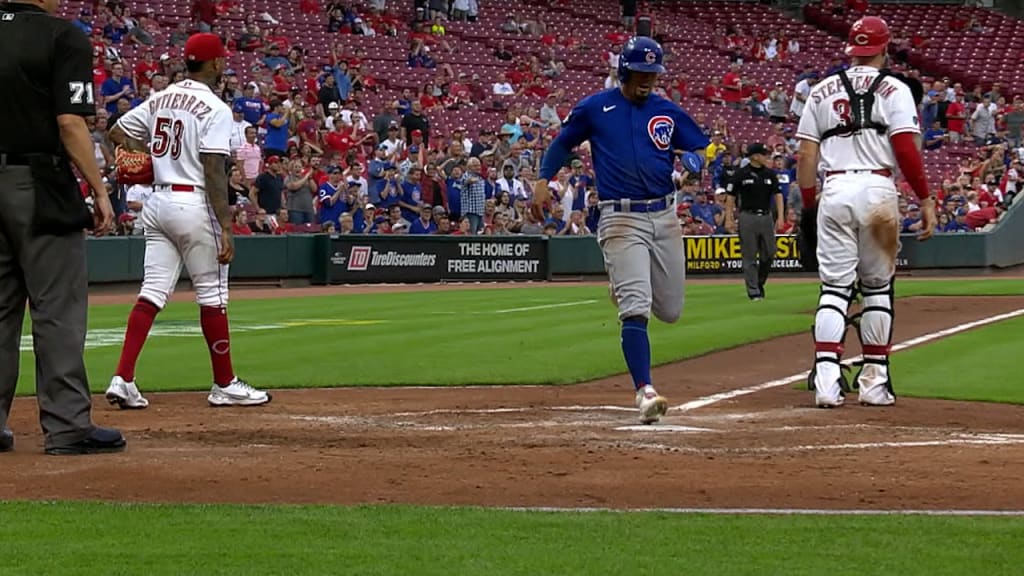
[{"x1": 85, "y1": 204, "x2": 1022, "y2": 284}]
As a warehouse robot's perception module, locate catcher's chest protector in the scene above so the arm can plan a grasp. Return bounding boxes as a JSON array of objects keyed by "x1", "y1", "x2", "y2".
[{"x1": 820, "y1": 70, "x2": 890, "y2": 141}]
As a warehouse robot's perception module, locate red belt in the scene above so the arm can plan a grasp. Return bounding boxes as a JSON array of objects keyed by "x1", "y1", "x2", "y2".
[
  {"x1": 155, "y1": 184, "x2": 197, "y2": 192},
  {"x1": 825, "y1": 169, "x2": 892, "y2": 178}
]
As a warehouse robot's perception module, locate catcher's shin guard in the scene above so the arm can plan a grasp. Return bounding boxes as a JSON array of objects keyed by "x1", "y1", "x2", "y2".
[
  {"x1": 852, "y1": 279, "x2": 896, "y2": 404},
  {"x1": 808, "y1": 281, "x2": 857, "y2": 404}
]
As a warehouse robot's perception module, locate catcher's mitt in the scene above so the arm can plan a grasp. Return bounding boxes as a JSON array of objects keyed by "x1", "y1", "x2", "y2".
[
  {"x1": 115, "y1": 147, "x2": 154, "y2": 185},
  {"x1": 797, "y1": 207, "x2": 819, "y2": 273}
]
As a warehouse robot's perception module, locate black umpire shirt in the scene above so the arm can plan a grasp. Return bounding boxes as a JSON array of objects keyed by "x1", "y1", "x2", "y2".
[
  {"x1": 726, "y1": 164, "x2": 780, "y2": 213},
  {"x1": 0, "y1": 3, "x2": 97, "y2": 155}
]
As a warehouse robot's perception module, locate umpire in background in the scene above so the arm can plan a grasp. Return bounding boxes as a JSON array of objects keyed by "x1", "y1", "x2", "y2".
[
  {"x1": 725, "y1": 143, "x2": 784, "y2": 301},
  {"x1": 0, "y1": 0, "x2": 125, "y2": 455}
]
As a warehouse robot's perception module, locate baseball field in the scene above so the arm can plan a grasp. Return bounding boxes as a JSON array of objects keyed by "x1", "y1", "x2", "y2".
[{"x1": 3, "y1": 276, "x2": 1024, "y2": 575}]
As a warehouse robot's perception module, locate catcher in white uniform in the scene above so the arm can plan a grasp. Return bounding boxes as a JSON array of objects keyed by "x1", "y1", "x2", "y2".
[
  {"x1": 795, "y1": 16, "x2": 935, "y2": 408},
  {"x1": 105, "y1": 33, "x2": 271, "y2": 408}
]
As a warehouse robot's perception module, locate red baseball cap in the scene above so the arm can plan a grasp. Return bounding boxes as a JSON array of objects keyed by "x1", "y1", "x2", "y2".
[
  {"x1": 266, "y1": 155, "x2": 281, "y2": 164},
  {"x1": 411, "y1": 129, "x2": 423, "y2": 137},
  {"x1": 184, "y1": 33, "x2": 230, "y2": 62}
]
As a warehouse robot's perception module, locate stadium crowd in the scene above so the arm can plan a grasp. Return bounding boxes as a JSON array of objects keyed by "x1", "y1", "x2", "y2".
[{"x1": 77, "y1": 0, "x2": 1021, "y2": 239}]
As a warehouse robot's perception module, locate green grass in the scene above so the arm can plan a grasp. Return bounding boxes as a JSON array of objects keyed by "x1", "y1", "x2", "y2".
[
  {"x1": 893, "y1": 314, "x2": 1024, "y2": 403},
  {"x1": 0, "y1": 502, "x2": 1021, "y2": 576},
  {"x1": 13, "y1": 278, "x2": 1023, "y2": 395}
]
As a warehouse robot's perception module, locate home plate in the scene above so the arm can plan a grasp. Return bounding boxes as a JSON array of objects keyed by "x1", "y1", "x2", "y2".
[{"x1": 614, "y1": 425, "x2": 714, "y2": 433}]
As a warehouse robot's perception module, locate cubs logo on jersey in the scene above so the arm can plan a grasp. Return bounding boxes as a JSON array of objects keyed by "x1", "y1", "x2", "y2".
[{"x1": 647, "y1": 115, "x2": 674, "y2": 151}]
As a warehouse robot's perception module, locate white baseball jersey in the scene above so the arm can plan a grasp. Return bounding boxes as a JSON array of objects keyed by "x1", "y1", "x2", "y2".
[
  {"x1": 796, "y1": 66, "x2": 920, "y2": 173},
  {"x1": 115, "y1": 79, "x2": 233, "y2": 187}
]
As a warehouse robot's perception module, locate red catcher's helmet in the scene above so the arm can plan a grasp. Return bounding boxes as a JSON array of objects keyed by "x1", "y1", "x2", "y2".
[{"x1": 845, "y1": 16, "x2": 891, "y2": 57}]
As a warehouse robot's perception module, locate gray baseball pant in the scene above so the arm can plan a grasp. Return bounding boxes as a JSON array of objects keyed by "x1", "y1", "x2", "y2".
[{"x1": 598, "y1": 206, "x2": 685, "y2": 322}]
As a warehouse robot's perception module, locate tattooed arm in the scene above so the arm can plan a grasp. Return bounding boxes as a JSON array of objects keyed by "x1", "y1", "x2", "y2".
[{"x1": 202, "y1": 152, "x2": 235, "y2": 264}]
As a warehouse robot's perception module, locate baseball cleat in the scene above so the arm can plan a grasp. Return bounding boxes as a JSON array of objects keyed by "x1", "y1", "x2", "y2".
[
  {"x1": 636, "y1": 385, "x2": 668, "y2": 424},
  {"x1": 208, "y1": 378, "x2": 272, "y2": 407},
  {"x1": 0, "y1": 428, "x2": 13, "y2": 453},
  {"x1": 105, "y1": 376, "x2": 150, "y2": 410}
]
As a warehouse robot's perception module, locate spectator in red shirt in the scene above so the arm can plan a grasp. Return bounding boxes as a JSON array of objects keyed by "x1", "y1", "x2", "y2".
[
  {"x1": 522, "y1": 77, "x2": 552, "y2": 99},
  {"x1": 946, "y1": 98, "x2": 966, "y2": 143},
  {"x1": 964, "y1": 204, "x2": 1005, "y2": 230},
  {"x1": 192, "y1": 0, "x2": 217, "y2": 32},
  {"x1": 232, "y1": 209, "x2": 254, "y2": 236},
  {"x1": 272, "y1": 209, "x2": 297, "y2": 234},
  {"x1": 606, "y1": 26, "x2": 630, "y2": 46},
  {"x1": 704, "y1": 78, "x2": 725, "y2": 105},
  {"x1": 300, "y1": 0, "x2": 319, "y2": 16},
  {"x1": 324, "y1": 121, "x2": 356, "y2": 156},
  {"x1": 133, "y1": 49, "x2": 160, "y2": 88},
  {"x1": 721, "y1": 63, "x2": 743, "y2": 109}
]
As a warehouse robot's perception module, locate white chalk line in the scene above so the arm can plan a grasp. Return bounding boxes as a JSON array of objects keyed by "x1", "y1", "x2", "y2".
[
  {"x1": 497, "y1": 506, "x2": 1024, "y2": 516},
  {"x1": 430, "y1": 299, "x2": 598, "y2": 316},
  {"x1": 674, "y1": 307, "x2": 1024, "y2": 413},
  {"x1": 617, "y1": 433, "x2": 1024, "y2": 455}
]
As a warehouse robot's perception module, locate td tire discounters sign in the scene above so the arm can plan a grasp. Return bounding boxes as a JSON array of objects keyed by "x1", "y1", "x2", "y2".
[
  {"x1": 326, "y1": 236, "x2": 549, "y2": 283},
  {"x1": 683, "y1": 234, "x2": 910, "y2": 274}
]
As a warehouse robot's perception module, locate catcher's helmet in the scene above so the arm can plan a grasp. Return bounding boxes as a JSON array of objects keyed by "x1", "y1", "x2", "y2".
[
  {"x1": 617, "y1": 36, "x2": 666, "y2": 82},
  {"x1": 845, "y1": 16, "x2": 891, "y2": 57}
]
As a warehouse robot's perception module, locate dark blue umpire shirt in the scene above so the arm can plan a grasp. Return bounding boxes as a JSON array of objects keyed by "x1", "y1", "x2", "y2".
[{"x1": 540, "y1": 88, "x2": 709, "y2": 201}]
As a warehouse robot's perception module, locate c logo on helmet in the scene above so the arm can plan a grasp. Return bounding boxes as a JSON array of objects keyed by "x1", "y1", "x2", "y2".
[
  {"x1": 645, "y1": 50, "x2": 657, "y2": 64},
  {"x1": 854, "y1": 33, "x2": 869, "y2": 45},
  {"x1": 647, "y1": 115, "x2": 674, "y2": 151}
]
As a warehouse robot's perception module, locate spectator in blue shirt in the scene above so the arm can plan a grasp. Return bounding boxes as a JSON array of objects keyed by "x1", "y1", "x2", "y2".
[
  {"x1": 923, "y1": 120, "x2": 946, "y2": 150},
  {"x1": 262, "y1": 44, "x2": 291, "y2": 73},
  {"x1": 901, "y1": 204, "x2": 922, "y2": 233},
  {"x1": 772, "y1": 154, "x2": 795, "y2": 204},
  {"x1": 944, "y1": 209, "x2": 971, "y2": 233},
  {"x1": 263, "y1": 101, "x2": 291, "y2": 158},
  {"x1": 72, "y1": 8, "x2": 92, "y2": 35},
  {"x1": 101, "y1": 63, "x2": 135, "y2": 114},
  {"x1": 378, "y1": 168, "x2": 401, "y2": 210},
  {"x1": 398, "y1": 167, "x2": 424, "y2": 222},
  {"x1": 233, "y1": 84, "x2": 268, "y2": 126},
  {"x1": 409, "y1": 204, "x2": 438, "y2": 234},
  {"x1": 332, "y1": 62, "x2": 353, "y2": 102},
  {"x1": 367, "y1": 146, "x2": 390, "y2": 203},
  {"x1": 445, "y1": 165, "x2": 465, "y2": 219},
  {"x1": 317, "y1": 168, "x2": 345, "y2": 229}
]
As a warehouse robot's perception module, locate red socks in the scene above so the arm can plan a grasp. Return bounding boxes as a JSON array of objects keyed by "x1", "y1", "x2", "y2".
[
  {"x1": 115, "y1": 298, "x2": 160, "y2": 382},
  {"x1": 200, "y1": 306, "x2": 235, "y2": 386}
]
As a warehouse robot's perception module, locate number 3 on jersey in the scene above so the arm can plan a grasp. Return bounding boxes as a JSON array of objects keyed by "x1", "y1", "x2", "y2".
[
  {"x1": 832, "y1": 98, "x2": 853, "y2": 128},
  {"x1": 153, "y1": 117, "x2": 184, "y2": 159}
]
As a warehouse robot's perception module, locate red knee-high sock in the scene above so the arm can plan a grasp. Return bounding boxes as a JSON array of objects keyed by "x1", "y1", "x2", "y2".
[
  {"x1": 200, "y1": 306, "x2": 235, "y2": 386},
  {"x1": 115, "y1": 298, "x2": 161, "y2": 382}
]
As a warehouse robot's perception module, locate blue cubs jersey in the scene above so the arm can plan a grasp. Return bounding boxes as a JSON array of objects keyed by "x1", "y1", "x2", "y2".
[{"x1": 540, "y1": 89, "x2": 709, "y2": 201}]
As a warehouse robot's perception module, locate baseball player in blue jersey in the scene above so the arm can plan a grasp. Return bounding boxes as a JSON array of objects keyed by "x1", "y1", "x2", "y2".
[{"x1": 536, "y1": 37, "x2": 709, "y2": 424}]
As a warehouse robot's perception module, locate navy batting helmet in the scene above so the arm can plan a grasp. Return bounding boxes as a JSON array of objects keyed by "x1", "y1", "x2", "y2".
[{"x1": 617, "y1": 36, "x2": 666, "y2": 82}]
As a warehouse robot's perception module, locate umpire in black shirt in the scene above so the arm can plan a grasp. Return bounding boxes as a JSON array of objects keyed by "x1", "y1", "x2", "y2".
[
  {"x1": 725, "y1": 143, "x2": 784, "y2": 301},
  {"x1": 0, "y1": 0, "x2": 125, "y2": 455}
]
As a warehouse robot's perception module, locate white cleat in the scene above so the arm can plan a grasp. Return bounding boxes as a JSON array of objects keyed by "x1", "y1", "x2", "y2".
[
  {"x1": 208, "y1": 378, "x2": 272, "y2": 407},
  {"x1": 105, "y1": 376, "x2": 150, "y2": 410},
  {"x1": 636, "y1": 385, "x2": 668, "y2": 424}
]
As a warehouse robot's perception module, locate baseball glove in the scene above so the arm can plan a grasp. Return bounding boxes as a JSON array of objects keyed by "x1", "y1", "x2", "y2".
[
  {"x1": 115, "y1": 147, "x2": 154, "y2": 186},
  {"x1": 797, "y1": 207, "x2": 818, "y2": 273}
]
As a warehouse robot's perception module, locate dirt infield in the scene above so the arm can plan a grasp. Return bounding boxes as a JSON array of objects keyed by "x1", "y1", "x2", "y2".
[{"x1": 3, "y1": 291, "x2": 1024, "y2": 511}]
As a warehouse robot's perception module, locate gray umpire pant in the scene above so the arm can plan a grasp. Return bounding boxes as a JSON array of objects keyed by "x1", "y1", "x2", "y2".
[
  {"x1": 738, "y1": 211, "x2": 776, "y2": 298},
  {"x1": 0, "y1": 165, "x2": 95, "y2": 449}
]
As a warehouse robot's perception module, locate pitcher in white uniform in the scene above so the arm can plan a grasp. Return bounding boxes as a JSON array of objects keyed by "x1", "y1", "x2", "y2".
[
  {"x1": 105, "y1": 33, "x2": 272, "y2": 409},
  {"x1": 795, "y1": 16, "x2": 935, "y2": 408}
]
